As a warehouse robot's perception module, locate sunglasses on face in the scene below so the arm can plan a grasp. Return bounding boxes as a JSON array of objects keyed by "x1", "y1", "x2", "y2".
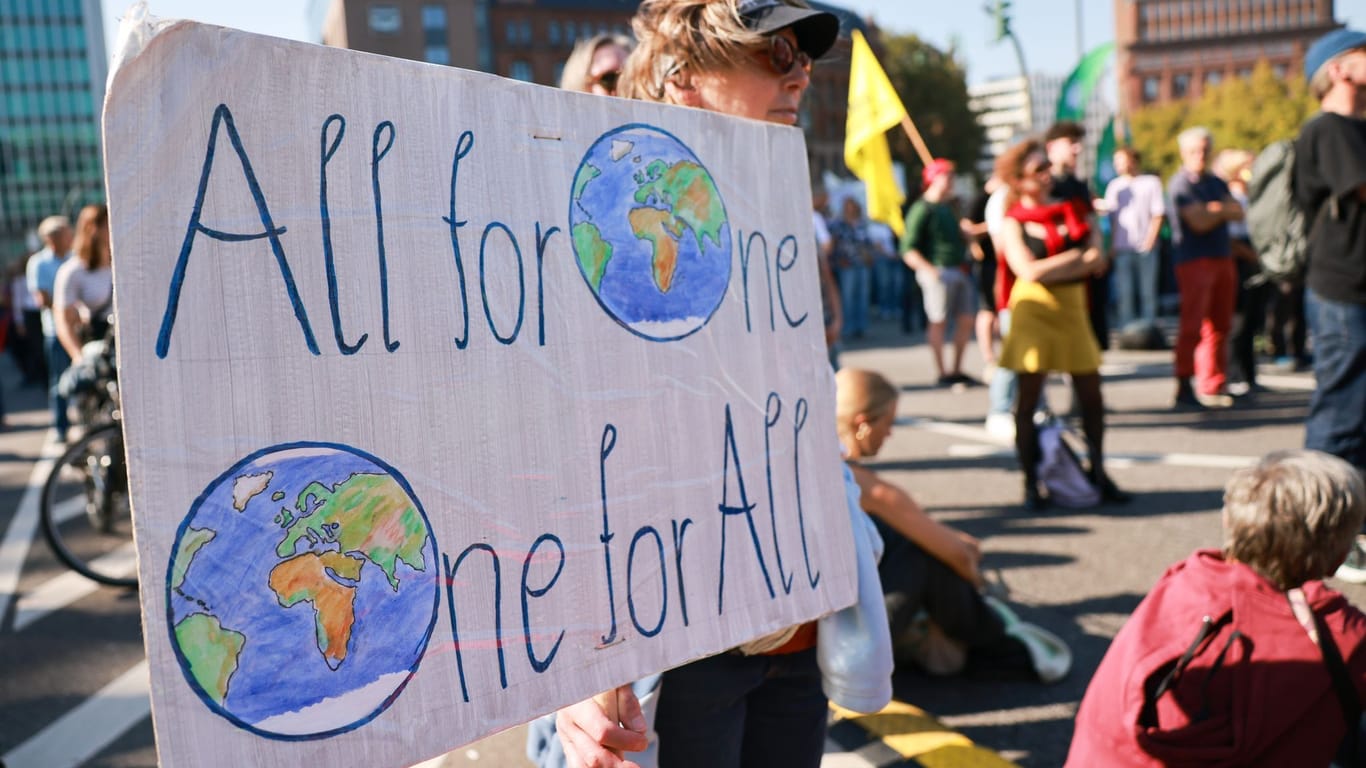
[
  {"x1": 752, "y1": 34, "x2": 811, "y2": 77},
  {"x1": 592, "y1": 70, "x2": 621, "y2": 92}
]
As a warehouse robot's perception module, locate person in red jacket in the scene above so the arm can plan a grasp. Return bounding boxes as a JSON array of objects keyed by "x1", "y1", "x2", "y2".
[{"x1": 1067, "y1": 449, "x2": 1366, "y2": 767}]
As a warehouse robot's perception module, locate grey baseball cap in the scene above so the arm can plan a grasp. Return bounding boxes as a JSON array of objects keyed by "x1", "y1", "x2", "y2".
[{"x1": 737, "y1": 0, "x2": 840, "y2": 59}]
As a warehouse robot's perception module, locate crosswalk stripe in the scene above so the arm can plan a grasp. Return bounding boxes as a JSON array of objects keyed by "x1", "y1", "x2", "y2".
[
  {"x1": 905, "y1": 415, "x2": 1260, "y2": 471},
  {"x1": 0, "y1": 441, "x2": 62, "y2": 626},
  {"x1": 14, "y1": 542, "x2": 138, "y2": 631},
  {"x1": 2, "y1": 660, "x2": 151, "y2": 768},
  {"x1": 944, "y1": 442, "x2": 1257, "y2": 470}
]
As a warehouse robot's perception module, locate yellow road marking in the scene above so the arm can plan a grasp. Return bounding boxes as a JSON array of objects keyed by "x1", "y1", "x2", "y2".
[{"x1": 832, "y1": 701, "x2": 1019, "y2": 767}]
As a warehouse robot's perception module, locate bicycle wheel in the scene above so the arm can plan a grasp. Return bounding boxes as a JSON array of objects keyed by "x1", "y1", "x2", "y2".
[{"x1": 40, "y1": 423, "x2": 138, "y2": 588}]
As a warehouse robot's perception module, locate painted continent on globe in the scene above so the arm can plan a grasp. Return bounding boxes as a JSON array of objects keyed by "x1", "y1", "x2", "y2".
[
  {"x1": 570, "y1": 125, "x2": 731, "y2": 341},
  {"x1": 166, "y1": 444, "x2": 438, "y2": 739}
]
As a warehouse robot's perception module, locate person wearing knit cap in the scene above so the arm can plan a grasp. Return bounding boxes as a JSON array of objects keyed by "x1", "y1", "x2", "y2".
[
  {"x1": 901, "y1": 158, "x2": 977, "y2": 387},
  {"x1": 1295, "y1": 27, "x2": 1366, "y2": 581}
]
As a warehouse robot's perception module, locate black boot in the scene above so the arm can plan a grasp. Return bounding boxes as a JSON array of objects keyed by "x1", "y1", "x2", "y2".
[{"x1": 1091, "y1": 466, "x2": 1130, "y2": 504}]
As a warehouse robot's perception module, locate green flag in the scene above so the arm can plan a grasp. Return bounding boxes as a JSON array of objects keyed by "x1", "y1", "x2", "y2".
[
  {"x1": 1093, "y1": 116, "x2": 1117, "y2": 194},
  {"x1": 1056, "y1": 42, "x2": 1114, "y2": 122}
]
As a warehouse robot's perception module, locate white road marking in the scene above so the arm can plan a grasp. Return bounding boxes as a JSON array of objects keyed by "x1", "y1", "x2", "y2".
[
  {"x1": 2, "y1": 660, "x2": 151, "y2": 768},
  {"x1": 939, "y1": 701, "x2": 1078, "y2": 728},
  {"x1": 910, "y1": 416, "x2": 1259, "y2": 470},
  {"x1": 52, "y1": 495, "x2": 83, "y2": 524},
  {"x1": 820, "y1": 740, "x2": 882, "y2": 767},
  {"x1": 0, "y1": 441, "x2": 62, "y2": 626},
  {"x1": 901, "y1": 416, "x2": 1012, "y2": 446},
  {"x1": 944, "y1": 443, "x2": 1256, "y2": 469},
  {"x1": 1257, "y1": 373, "x2": 1316, "y2": 391},
  {"x1": 14, "y1": 543, "x2": 138, "y2": 631}
]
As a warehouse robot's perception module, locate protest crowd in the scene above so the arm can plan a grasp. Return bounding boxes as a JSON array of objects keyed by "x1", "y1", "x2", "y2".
[
  {"x1": 4, "y1": 0, "x2": 1365, "y2": 766},
  {"x1": 521, "y1": 3, "x2": 1366, "y2": 766}
]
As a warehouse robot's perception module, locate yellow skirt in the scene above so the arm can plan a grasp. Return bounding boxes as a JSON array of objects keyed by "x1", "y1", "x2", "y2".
[{"x1": 998, "y1": 280, "x2": 1101, "y2": 374}]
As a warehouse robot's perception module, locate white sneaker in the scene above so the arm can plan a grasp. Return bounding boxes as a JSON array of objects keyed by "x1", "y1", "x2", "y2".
[
  {"x1": 983, "y1": 595, "x2": 1072, "y2": 684},
  {"x1": 1335, "y1": 536, "x2": 1366, "y2": 584},
  {"x1": 984, "y1": 412, "x2": 1015, "y2": 439}
]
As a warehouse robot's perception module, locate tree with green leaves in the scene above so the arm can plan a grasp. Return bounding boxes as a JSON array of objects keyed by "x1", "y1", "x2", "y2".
[
  {"x1": 878, "y1": 34, "x2": 984, "y2": 183},
  {"x1": 1127, "y1": 61, "x2": 1317, "y2": 179}
]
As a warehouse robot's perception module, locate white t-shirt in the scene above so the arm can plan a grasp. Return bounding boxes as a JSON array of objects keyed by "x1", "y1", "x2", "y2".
[
  {"x1": 985, "y1": 186, "x2": 1009, "y2": 240},
  {"x1": 53, "y1": 258, "x2": 113, "y2": 325},
  {"x1": 812, "y1": 211, "x2": 831, "y2": 250},
  {"x1": 1103, "y1": 173, "x2": 1167, "y2": 252}
]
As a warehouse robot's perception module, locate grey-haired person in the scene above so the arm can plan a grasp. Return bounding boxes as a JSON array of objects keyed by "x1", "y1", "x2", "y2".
[{"x1": 1069, "y1": 450, "x2": 1366, "y2": 765}]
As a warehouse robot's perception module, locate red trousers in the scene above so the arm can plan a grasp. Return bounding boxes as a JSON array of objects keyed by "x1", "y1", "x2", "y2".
[{"x1": 1174, "y1": 257, "x2": 1237, "y2": 395}]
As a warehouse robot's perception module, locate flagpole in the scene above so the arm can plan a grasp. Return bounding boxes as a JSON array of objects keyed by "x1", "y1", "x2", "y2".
[{"x1": 899, "y1": 114, "x2": 934, "y2": 167}]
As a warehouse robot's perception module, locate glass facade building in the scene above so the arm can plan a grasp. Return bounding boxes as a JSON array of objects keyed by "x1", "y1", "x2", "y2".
[{"x1": 0, "y1": 0, "x2": 107, "y2": 261}]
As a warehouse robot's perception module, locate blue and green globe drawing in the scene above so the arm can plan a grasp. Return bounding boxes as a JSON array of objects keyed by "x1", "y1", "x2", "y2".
[
  {"x1": 569, "y1": 124, "x2": 731, "y2": 341},
  {"x1": 165, "y1": 443, "x2": 438, "y2": 739}
]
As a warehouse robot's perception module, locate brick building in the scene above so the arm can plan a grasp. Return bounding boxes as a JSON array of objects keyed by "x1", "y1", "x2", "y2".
[
  {"x1": 317, "y1": 0, "x2": 873, "y2": 181},
  {"x1": 1114, "y1": 0, "x2": 1340, "y2": 115}
]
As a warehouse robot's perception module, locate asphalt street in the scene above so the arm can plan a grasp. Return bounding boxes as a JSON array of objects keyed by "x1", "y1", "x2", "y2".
[{"x1": 0, "y1": 315, "x2": 1347, "y2": 767}]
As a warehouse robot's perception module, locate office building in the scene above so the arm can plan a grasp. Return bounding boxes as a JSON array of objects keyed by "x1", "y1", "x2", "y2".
[
  {"x1": 0, "y1": 0, "x2": 108, "y2": 259},
  {"x1": 969, "y1": 73, "x2": 1112, "y2": 180},
  {"x1": 1114, "y1": 0, "x2": 1340, "y2": 113}
]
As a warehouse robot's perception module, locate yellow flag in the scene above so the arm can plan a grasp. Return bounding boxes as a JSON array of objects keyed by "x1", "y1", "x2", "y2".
[{"x1": 845, "y1": 30, "x2": 908, "y2": 237}]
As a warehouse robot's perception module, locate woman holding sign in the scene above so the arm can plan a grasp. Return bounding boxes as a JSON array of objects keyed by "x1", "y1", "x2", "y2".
[{"x1": 549, "y1": 2, "x2": 851, "y2": 767}]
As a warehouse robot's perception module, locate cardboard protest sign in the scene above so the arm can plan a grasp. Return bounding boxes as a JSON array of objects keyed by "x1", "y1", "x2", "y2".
[{"x1": 104, "y1": 14, "x2": 857, "y2": 767}]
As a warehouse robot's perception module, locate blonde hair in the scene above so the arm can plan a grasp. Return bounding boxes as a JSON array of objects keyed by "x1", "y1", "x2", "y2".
[
  {"x1": 1311, "y1": 65, "x2": 1334, "y2": 100},
  {"x1": 834, "y1": 368, "x2": 898, "y2": 443},
  {"x1": 558, "y1": 33, "x2": 633, "y2": 93},
  {"x1": 1223, "y1": 450, "x2": 1366, "y2": 589},
  {"x1": 622, "y1": 0, "x2": 787, "y2": 102},
  {"x1": 71, "y1": 204, "x2": 109, "y2": 271},
  {"x1": 1212, "y1": 148, "x2": 1252, "y2": 183}
]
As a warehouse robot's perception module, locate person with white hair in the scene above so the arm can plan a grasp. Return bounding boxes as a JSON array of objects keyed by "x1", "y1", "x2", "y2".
[
  {"x1": 1166, "y1": 126, "x2": 1243, "y2": 409},
  {"x1": 1068, "y1": 450, "x2": 1366, "y2": 765}
]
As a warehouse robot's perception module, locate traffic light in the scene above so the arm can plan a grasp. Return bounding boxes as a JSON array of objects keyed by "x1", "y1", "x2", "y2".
[{"x1": 987, "y1": 0, "x2": 1012, "y2": 42}]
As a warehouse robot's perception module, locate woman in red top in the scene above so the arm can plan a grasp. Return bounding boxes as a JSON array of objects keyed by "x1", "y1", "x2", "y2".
[{"x1": 994, "y1": 139, "x2": 1125, "y2": 509}]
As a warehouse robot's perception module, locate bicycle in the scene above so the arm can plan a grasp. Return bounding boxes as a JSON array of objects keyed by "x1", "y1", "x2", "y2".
[{"x1": 39, "y1": 327, "x2": 136, "y2": 588}]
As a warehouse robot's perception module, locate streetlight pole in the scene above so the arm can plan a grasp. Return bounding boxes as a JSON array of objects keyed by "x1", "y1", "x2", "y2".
[
  {"x1": 1076, "y1": 0, "x2": 1084, "y2": 62},
  {"x1": 987, "y1": 1, "x2": 1032, "y2": 132}
]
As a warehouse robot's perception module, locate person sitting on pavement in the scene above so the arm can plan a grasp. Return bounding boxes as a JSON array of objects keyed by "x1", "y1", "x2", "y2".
[
  {"x1": 1067, "y1": 449, "x2": 1366, "y2": 767},
  {"x1": 836, "y1": 367, "x2": 1071, "y2": 683},
  {"x1": 994, "y1": 138, "x2": 1127, "y2": 511},
  {"x1": 901, "y1": 158, "x2": 977, "y2": 387}
]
